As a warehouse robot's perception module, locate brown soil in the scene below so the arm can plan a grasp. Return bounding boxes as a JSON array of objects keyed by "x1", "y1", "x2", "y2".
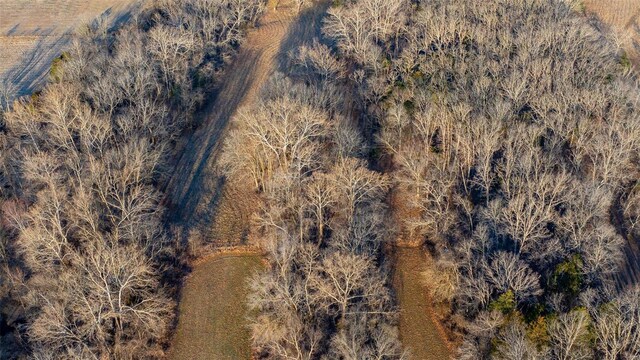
[
  {"x1": 0, "y1": 0, "x2": 135, "y2": 99},
  {"x1": 0, "y1": 0, "x2": 133, "y2": 35},
  {"x1": 392, "y1": 246, "x2": 454, "y2": 360}
]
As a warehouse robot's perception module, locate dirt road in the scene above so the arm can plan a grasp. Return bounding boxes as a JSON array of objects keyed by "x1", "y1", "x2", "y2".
[
  {"x1": 168, "y1": 252, "x2": 264, "y2": 360},
  {"x1": 164, "y1": 0, "x2": 331, "y2": 243},
  {"x1": 393, "y1": 247, "x2": 452, "y2": 360}
]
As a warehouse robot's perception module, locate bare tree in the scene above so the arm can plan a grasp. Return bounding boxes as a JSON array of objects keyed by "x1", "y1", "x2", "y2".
[
  {"x1": 622, "y1": 186, "x2": 640, "y2": 238},
  {"x1": 422, "y1": 258, "x2": 458, "y2": 303},
  {"x1": 548, "y1": 309, "x2": 594, "y2": 360},
  {"x1": 222, "y1": 95, "x2": 329, "y2": 191},
  {"x1": 484, "y1": 251, "x2": 542, "y2": 304},
  {"x1": 295, "y1": 41, "x2": 346, "y2": 83},
  {"x1": 329, "y1": 316, "x2": 406, "y2": 360},
  {"x1": 494, "y1": 320, "x2": 547, "y2": 360},
  {"x1": 310, "y1": 251, "x2": 375, "y2": 321},
  {"x1": 304, "y1": 173, "x2": 334, "y2": 243},
  {"x1": 323, "y1": 0, "x2": 409, "y2": 65},
  {"x1": 0, "y1": 0, "x2": 264, "y2": 357},
  {"x1": 593, "y1": 286, "x2": 640, "y2": 360},
  {"x1": 326, "y1": 0, "x2": 640, "y2": 358},
  {"x1": 326, "y1": 158, "x2": 389, "y2": 221}
]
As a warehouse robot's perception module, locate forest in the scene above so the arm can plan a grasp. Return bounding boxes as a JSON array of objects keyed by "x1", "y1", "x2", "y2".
[
  {"x1": 0, "y1": 0, "x2": 264, "y2": 357},
  {"x1": 322, "y1": 0, "x2": 640, "y2": 358},
  {"x1": 0, "y1": 0, "x2": 639, "y2": 359}
]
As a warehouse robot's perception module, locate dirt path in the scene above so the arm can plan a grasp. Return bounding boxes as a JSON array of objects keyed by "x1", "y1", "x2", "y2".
[
  {"x1": 393, "y1": 247, "x2": 452, "y2": 360},
  {"x1": 164, "y1": 0, "x2": 331, "y2": 244},
  {"x1": 168, "y1": 252, "x2": 264, "y2": 360}
]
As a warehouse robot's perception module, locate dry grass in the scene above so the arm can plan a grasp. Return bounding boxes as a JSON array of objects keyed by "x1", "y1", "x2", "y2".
[
  {"x1": 392, "y1": 247, "x2": 453, "y2": 360},
  {"x1": 0, "y1": 0, "x2": 133, "y2": 35},
  {"x1": 168, "y1": 253, "x2": 264, "y2": 360},
  {"x1": 583, "y1": 0, "x2": 640, "y2": 68},
  {"x1": 390, "y1": 188, "x2": 425, "y2": 247},
  {"x1": 0, "y1": 0, "x2": 136, "y2": 99},
  {"x1": 167, "y1": 3, "x2": 327, "y2": 358}
]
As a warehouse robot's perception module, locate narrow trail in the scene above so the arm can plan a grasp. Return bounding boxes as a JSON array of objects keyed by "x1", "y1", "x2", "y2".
[
  {"x1": 393, "y1": 247, "x2": 453, "y2": 360},
  {"x1": 168, "y1": 253, "x2": 264, "y2": 360},
  {"x1": 164, "y1": 0, "x2": 331, "y2": 243}
]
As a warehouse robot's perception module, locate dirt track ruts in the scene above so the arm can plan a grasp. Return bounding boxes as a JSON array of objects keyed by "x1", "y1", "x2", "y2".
[{"x1": 164, "y1": 0, "x2": 331, "y2": 241}]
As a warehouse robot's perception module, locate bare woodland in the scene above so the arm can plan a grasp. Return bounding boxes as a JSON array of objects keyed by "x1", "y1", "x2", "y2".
[
  {"x1": 0, "y1": 0, "x2": 263, "y2": 358},
  {"x1": 324, "y1": 0, "x2": 640, "y2": 358},
  {"x1": 1, "y1": 0, "x2": 640, "y2": 359},
  {"x1": 221, "y1": 71, "x2": 404, "y2": 358}
]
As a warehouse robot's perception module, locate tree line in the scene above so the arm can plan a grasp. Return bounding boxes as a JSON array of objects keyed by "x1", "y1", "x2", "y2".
[
  {"x1": 0, "y1": 0, "x2": 264, "y2": 358},
  {"x1": 221, "y1": 53, "x2": 405, "y2": 356},
  {"x1": 324, "y1": 0, "x2": 640, "y2": 358}
]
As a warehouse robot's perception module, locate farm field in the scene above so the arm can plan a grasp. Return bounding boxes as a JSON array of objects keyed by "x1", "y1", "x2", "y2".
[
  {"x1": 393, "y1": 247, "x2": 452, "y2": 360},
  {"x1": 0, "y1": 0, "x2": 134, "y2": 100},
  {"x1": 583, "y1": 0, "x2": 640, "y2": 68},
  {"x1": 168, "y1": 253, "x2": 264, "y2": 360}
]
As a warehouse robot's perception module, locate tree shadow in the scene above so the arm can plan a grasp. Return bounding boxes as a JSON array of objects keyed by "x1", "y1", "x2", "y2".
[
  {"x1": 5, "y1": 24, "x2": 19, "y2": 36},
  {"x1": 0, "y1": 3, "x2": 139, "y2": 103},
  {"x1": 2, "y1": 33, "x2": 69, "y2": 99},
  {"x1": 629, "y1": 17, "x2": 640, "y2": 69},
  {"x1": 275, "y1": 0, "x2": 332, "y2": 73}
]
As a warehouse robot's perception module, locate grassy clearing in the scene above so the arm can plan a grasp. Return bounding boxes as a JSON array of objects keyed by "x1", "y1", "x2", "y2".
[
  {"x1": 393, "y1": 247, "x2": 452, "y2": 360},
  {"x1": 169, "y1": 253, "x2": 263, "y2": 360}
]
